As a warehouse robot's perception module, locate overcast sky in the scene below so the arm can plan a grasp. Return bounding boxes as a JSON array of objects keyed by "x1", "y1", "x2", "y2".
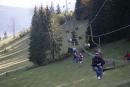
[
  {"x1": 0, "y1": 0, "x2": 76, "y2": 10},
  {"x1": 0, "y1": 0, "x2": 76, "y2": 37}
]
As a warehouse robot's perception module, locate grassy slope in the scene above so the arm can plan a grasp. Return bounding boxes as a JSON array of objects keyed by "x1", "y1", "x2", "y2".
[
  {"x1": 0, "y1": 19, "x2": 88, "y2": 73},
  {"x1": 102, "y1": 40, "x2": 130, "y2": 60},
  {"x1": 0, "y1": 56, "x2": 130, "y2": 87},
  {"x1": 0, "y1": 19, "x2": 130, "y2": 87},
  {"x1": 0, "y1": 40, "x2": 130, "y2": 87},
  {"x1": 0, "y1": 34, "x2": 32, "y2": 73},
  {"x1": 0, "y1": 36, "x2": 14, "y2": 46}
]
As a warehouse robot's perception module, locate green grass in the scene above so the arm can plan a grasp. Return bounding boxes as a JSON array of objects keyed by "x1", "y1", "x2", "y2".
[
  {"x1": 88, "y1": 40, "x2": 130, "y2": 67},
  {"x1": 101, "y1": 40, "x2": 130, "y2": 60},
  {"x1": 117, "y1": 81, "x2": 130, "y2": 87},
  {"x1": 0, "y1": 61, "x2": 33, "y2": 73},
  {"x1": 0, "y1": 35, "x2": 29, "y2": 55},
  {"x1": 0, "y1": 19, "x2": 130, "y2": 87},
  {"x1": 0, "y1": 36, "x2": 130, "y2": 87},
  {"x1": 1, "y1": 38, "x2": 130, "y2": 87},
  {"x1": 0, "y1": 56, "x2": 130, "y2": 87},
  {"x1": 0, "y1": 34, "x2": 30, "y2": 74}
]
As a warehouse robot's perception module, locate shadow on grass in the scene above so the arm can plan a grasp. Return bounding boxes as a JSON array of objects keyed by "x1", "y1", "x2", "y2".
[
  {"x1": 103, "y1": 64, "x2": 128, "y2": 71},
  {"x1": 117, "y1": 81, "x2": 130, "y2": 87}
]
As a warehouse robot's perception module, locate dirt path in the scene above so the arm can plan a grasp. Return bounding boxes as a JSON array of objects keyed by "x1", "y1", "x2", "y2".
[
  {"x1": 0, "y1": 36, "x2": 29, "y2": 53},
  {"x1": 0, "y1": 48, "x2": 28, "y2": 59},
  {"x1": 0, "y1": 58, "x2": 28, "y2": 70}
]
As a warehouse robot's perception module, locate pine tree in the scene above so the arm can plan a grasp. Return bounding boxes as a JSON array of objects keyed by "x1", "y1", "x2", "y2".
[
  {"x1": 29, "y1": 6, "x2": 52, "y2": 65},
  {"x1": 29, "y1": 6, "x2": 39, "y2": 64},
  {"x1": 50, "y1": 1, "x2": 55, "y2": 13},
  {"x1": 3, "y1": 32, "x2": 8, "y2": 39},
  {"x1": 56, "y1": 4, "x2": 61, "y2": 14}
]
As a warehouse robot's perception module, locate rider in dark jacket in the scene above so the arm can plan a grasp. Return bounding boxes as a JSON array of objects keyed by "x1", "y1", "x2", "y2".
[
  {"x1": 92, "y1": 54, "x2": 105, "y2": 67},
  {"x1": 92, "y1": 52, "x2": 105, "y2": 80}
]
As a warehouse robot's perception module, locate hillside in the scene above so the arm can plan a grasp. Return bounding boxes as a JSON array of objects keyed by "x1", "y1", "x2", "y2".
[
  {"x1": 0, "y1": 33, "x2": 130, "y2": 87},
  {"x1": 0, "y1": 15, "x2": 130, "y2": 87},
  {"x1": 0, "y1": 46, "x2": 130, "y2": 87},
  {"x1": 0, "y1": 33, "x2": 33, "y2": 73},
  {"x1": 0, "y1": 19, "x2": 88, "y2": 74}
]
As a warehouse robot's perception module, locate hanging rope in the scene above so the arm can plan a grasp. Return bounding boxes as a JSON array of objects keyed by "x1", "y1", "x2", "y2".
[
  {"x1": 90, "y1": 0, "x2": 108, "y2": 24},
  {"x1": 88, "y1": 24, "x2": 130, "y2": 37},
  {"x1": 88, "y1": 0, "x2": 108, "y2": 47}
]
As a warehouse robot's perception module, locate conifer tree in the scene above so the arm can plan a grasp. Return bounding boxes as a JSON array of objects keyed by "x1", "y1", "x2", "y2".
[
  {"x1": 56, "y1": 4, "x2": 61, "y2": 14},
  {"x1": 3, "y1": 32, "x2": 8, "y2": 39},
  {"x1": 50, "y1": 1, "x2": 55, "y2": 13},
  {"x1": 29, "y1": 6, "x2": 52, "y2": 65}
]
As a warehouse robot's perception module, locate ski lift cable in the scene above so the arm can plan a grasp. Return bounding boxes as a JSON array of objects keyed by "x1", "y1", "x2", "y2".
[
  {"x1": 65, "y1": 0, "x2": 108, "y2": 47},
  {"x1": 89, "y1": 0, "x2": 108, "y2": 47},
  {"x1": 88, "y1": 25, "x2": 130, "y2": 37},
  {"x1": 90, "y1": 0, "x2": 108, "y2": 24}
]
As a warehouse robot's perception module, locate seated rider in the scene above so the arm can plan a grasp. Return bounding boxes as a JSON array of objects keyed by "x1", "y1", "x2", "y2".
[
  {"x1": 92, "y1": 52, "x2": 105, "y2": 80},
  {"x1": 79, "y1": 52, "x2": 84, "y2": 63},
  {"x1": 124, "y1": 51, "x2": 130, "y2": 63}
]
